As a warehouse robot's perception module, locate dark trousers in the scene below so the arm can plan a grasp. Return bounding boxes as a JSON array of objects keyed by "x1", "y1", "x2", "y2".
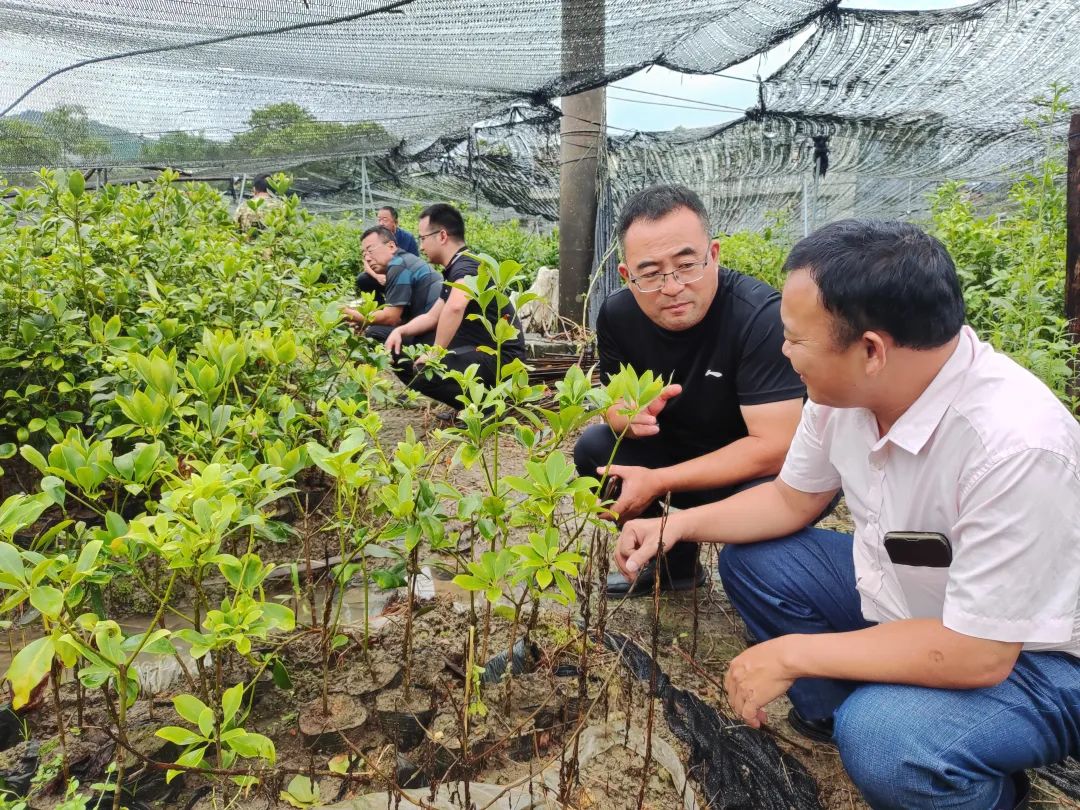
[
  {"x1": 396, "y1": 346, "x2": 498, "y2": 410},
  {"x1": 355, "y1": 272, "x2": 385, "y2": 306},
  {"x1": 573, "y1": 423, "x2": 774, "y2": 576},
  {"x1": 718, "y1": 530, "x2": 1080, "y2": 810}
]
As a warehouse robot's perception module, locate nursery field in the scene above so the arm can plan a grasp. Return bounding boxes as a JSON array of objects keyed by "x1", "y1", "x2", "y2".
[{"x1": 0, "y1": 162, "x2": 1076, "y2": 810}]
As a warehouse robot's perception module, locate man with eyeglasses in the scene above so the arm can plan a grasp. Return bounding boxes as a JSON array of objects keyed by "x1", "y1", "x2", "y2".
[
  {"x1": 575, "y1": 184, "x2": 805, "y2": 596},
  {"x1": 343, "y1": 226, "x2": 443, "y2": 351},
  {"x1": 354, "y1": 206, "x2": 421, "y2": 306},
  {"x1": 388, "y1": 202, "x2": 526, "y2": 412}
]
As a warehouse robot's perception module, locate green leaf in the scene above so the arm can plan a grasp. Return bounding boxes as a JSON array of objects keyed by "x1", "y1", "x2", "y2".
[
  {"x1": 6, "y1": 636, "x2": 54, "y2": 709},
  {"x1": 19, "y1": 445, "x2": 47, "y2": 473},
  {"x1": 197, "y1": 707, "x2": 214, "y2": 738},
  {"x1": 173, "y1": 693, "x2": 210, "y2": 726},
  {"x1": 260, "y1": 601, "x2": 295, "y2": 632},
  {"x1": 224, "y1": 730, "x2": 275, "y2": 763},
  {"x1": 452, "y1": 574, "x2": 488, "y2": 592},
  {"x1": 271, "y1": 658, "x2": 293, "y2": 690},
  {"x1": 166, "y1": 745, "x2": 206, "y2": 784},
  {"x1": 328, "y1": 754, "x2": 351, "y2": 775},
  {"x1": 75, "y1": 540, "x2": 103, "y2": 574},
  {"x1": 0, "y1": 542, "x2": 25, "y2": 583},
  {"x1": 281, "y1": 775, "x2": 319, "y2": 808},
  {"x1": 221, "y1": 682, "x2": 243, "y2": 726},
  {"x1": 68, "y1": 170, "x2": 85, "y2": 198},
  {"x1": 155, "y1": 726, "x2": 206, "y2": 746},
  {"x1": 29, "y1": 585, "x2": 63, "y2": 619}
]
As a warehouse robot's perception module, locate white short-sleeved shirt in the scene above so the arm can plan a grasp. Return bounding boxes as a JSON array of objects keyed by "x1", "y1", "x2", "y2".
[{"x1": 780, "y1": 326, "x2": 1080, "y2": 656}]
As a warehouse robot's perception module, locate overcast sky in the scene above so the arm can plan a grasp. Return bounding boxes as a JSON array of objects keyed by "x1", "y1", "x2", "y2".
[{"x1": 607, "y1": 0, "x2": 973, "y2": 133}]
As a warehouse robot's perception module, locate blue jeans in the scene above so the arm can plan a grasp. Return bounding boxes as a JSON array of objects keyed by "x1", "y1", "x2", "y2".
[{"x1": 718, "y1": 528, "x2": 1080, "y2": 810}]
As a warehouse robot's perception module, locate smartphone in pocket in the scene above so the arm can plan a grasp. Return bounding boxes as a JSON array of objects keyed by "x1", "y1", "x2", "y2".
[{"x1": 883, "y1": 531, "x2": 952, "y2": 568}]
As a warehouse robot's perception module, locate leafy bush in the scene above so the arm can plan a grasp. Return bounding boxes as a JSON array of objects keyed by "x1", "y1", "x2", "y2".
[
  {"x1": 715, "y1": 211, "x2": 793, "y2": 292},
  {"x1": 930, "y1": 84, "x2": 1076, "y2": 408}
]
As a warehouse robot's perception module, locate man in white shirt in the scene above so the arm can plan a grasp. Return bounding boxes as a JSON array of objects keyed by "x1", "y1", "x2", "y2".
[{"x1": 613, "y1": 219, "x2": 1080, "y2": 810}]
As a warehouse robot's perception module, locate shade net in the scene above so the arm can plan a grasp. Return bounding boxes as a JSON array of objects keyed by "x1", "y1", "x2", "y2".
[
  {"x1": 1, "y1": 0, "x2": 1076, "y2": 246},
  {"x1": 375, "y1": 0, "x2": 1078, "y2": 233},
  {"x1": 0, "y1": 0, "x2": 828, "y2": 176}
]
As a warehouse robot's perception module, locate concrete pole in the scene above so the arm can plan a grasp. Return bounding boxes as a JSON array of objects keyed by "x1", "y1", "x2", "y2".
[{"x1": 558, "y1": 0, "x2": 605, "y2": 325}]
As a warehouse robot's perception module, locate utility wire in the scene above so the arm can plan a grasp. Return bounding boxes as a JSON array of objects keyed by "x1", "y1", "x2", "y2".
[
  {"x1": 607, "y1": 94, "x2": 743, "y2": 114},
  {"x1": 611, "y1": 86, "x2": 746, "y2": 113}
]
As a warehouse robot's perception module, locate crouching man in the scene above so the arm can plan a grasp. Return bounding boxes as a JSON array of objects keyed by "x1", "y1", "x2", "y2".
[
  {"x1": 614, "y1": 219, "x2": 1080, "y2": 810},
  {"x1": 344, "y1": 226, "x2": 444, "y2": 351},
  {"x1": 576, "y1": 184, "x2": 805, "y2": 595}
]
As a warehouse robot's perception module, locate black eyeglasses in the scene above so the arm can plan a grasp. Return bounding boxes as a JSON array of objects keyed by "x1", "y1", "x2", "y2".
[
  {"x1": 629, "y1": 255, "x2": 710, "y2": 293},
  {"x1": 418, "y1": 229, "x2": 444, "y2": 242}
]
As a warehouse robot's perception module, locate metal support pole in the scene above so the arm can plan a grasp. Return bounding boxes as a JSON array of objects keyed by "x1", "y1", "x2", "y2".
[
  {"x1": 360, "y1": 158, "x2": 372, "y2": 221},
  {"x1": 1066, "y1": 113, "x2": 1080, "y2": 406}
]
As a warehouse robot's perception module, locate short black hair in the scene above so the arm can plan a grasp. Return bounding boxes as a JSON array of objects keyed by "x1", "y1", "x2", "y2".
[
  {"x1": 361, "y1": 225, "x2": 395, "y2": 243},
  {"x1": 617, "y1": 184, "x2": 711, "y2": 247},
  {"x1": 378, "y1": 205, "x2": 398, "y2": 222},
  {"x1": 419, "y1": 203, "x2": 466, "y2": 240},
  {"x1": 252, "y1": 174, "x2": 270, "y2": 193},
  {"x1": 784, "y1": 219, "x2": 965, "y2": 350}
]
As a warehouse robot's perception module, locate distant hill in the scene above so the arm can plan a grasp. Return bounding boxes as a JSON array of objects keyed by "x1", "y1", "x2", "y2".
[{"x1": 13, "y1": 110, "x2": 146, "y2": 162}]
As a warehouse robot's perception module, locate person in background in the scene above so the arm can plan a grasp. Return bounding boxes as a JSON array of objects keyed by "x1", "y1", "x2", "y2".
[
  {"x1": 234, "y1": 174, "x2": 278, "y2": 233},
  {"x1": 376, "y1": 206, "x2": 420, "y2": 256},
  {"x1": 395, "y1": 202, "x2": 525, "y2": 412},
  {"x1": 614, "y1": 219, "x2": 1080, "y2": 810},
  {"x1": 575, "y1": 184, "x2": 805, "y2": 596}
]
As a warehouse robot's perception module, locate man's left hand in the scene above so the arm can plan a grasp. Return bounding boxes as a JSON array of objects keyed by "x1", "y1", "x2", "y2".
[
  {"x1": 724, "y1": 638, "x2": 798, "y2": 728},
  {"x1": 598, "y1": 464, "x2": 663, "y2": 523}
]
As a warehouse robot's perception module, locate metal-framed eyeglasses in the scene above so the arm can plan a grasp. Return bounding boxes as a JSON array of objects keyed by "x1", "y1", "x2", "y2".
[
  {"x1": 628, "y1": 255, "x2": 710, "y2": 293},
  {"x1": 418, "y1": 229, "x2": 444, "y2": 242}
]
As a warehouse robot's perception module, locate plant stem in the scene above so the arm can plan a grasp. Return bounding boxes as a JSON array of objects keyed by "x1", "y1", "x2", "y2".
[
  {"x1": 636, "y1": 493, "x2": 669, "y2": 810},
  {"x1": 50, "y1": 663, "x2": 71, "y2": 783},
  {"x1": 402, "y1": 545, "x2": 419, "y2": 700},
  {"x1": 112, "y1": 670, "x2": 128, "y2": 810}
]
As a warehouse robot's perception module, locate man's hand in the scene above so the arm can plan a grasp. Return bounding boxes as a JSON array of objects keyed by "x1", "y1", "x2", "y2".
[
  {"x1": 597, "y1": 464, "x2": 663, "y2": 523},
  {"x1": 362, "y1": 255, "x2": 386, "y2": 286},
  {"x1": 724, "y1": 638, "x2": 797, "y2": 728},
  {"x1": 341, "y1": 306, "x2": 365, "y2": 327},
  {"x1": 414, "y1": 352, "x2": 432, "y2": 367},
  {"x1": 613, "y1": 515, "x2": 683, "y2": 580},
  {"x1": 385, "y1": 326, "x2": 406, "y2": 354},
  {"x1": 620, "y1": 384, "x2": 682, "y2": 438}
]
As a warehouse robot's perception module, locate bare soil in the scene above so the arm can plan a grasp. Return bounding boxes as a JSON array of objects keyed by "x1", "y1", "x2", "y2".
[{"x1": 3, "y1": 403, "x2": 1077, "y2": 809}]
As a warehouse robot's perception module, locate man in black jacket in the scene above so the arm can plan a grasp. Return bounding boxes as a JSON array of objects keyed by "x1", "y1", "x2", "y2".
[{"x1": 576, "y1": 184, "x2": 805, "y2": 595}]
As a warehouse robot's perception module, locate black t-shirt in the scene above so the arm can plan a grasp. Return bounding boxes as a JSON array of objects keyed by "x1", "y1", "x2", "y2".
[
  {"x1": 596, "y1": 267, "x2": 805, "y2": 454},
  {"x1": 441, "y1": 248, "x2": 526, "y2": 358}
]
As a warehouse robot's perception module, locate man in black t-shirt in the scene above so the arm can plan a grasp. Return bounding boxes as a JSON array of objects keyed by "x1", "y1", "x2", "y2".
[
  {"x1": 576, "y1": 185, "x2": 805, "y2": 595},
  {"x1": 391, "y1": 203, "x2": 526, "y2": 410}
]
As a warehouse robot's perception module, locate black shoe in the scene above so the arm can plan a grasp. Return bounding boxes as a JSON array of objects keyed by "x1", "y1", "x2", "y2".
[
  {"x1": 604, "y1": 562, "x2": 707, "y2": 597},
  {"x1": 787, "y1": 707, "x2": 835, "y2": 745}
]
